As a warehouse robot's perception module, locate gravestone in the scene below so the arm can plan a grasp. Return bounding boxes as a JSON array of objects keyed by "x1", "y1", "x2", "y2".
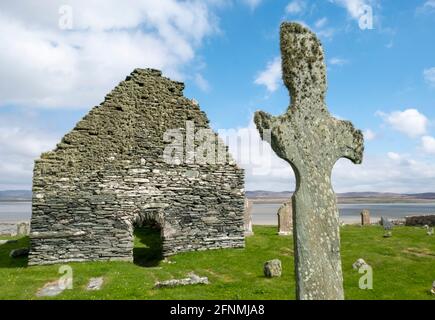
[
  {"x1": 361, "y1": 210, "x2": 371, "y2": 226},
  {"x1": 16, "y1": 222, "x2": 30, "y2": 236},
  {"x1": 277, "y1": 200, "x2": 293, "y2": 236},
  {"x1": 381, "y1": 217, "x2": 393, "y2": 230},
  {"x1": 244, "y1": 198, "x2": 254, "y2": 236},
  {"x1": 254, "y1": 22, "x2": 364, "y2": 300}
]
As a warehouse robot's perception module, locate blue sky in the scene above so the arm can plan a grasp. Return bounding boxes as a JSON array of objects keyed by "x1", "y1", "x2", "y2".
[{"x1": 0, "y1": 0, "x2": 435, "y2": 192}]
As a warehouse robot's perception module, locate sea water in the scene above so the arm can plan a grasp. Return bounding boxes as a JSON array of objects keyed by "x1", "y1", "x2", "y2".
[{"x1": 1, "y1": 201, "x2": 435, "y2": 225}]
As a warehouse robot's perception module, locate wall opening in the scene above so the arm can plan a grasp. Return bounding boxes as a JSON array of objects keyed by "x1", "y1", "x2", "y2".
[{"x1": 133, "y1": 221, "x2": 163, "y2": 267}]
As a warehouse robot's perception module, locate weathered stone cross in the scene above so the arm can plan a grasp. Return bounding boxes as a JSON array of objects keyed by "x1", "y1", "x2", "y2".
[{"x1": 255, "y1": 22, "x2": 364, "y2": 300}]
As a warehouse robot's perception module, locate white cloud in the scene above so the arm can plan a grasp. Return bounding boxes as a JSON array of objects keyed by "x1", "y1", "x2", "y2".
[
  {"x1": 285, "y1": 0, "x2": 306, "y2": 14},
  {"x1": 329, "y1": 57, "x2": 349, "y2": 66},
  {"x1": 421, "y1": 136, "x2": 435, "y2": 154},
  {"x1": 417, "y1": 0, "x2": 435, "y2": 13},
  {"x1": 254, "y1": 57, "x2": 282, "y2": 93},
  {"x1": 364, "y1": 129, "x2": 376, "y2": 141},
  {"x1": 0, "y1": 1, "x2": 220, "y2": 109},
  {"x1": 377, "y1": 109, "x2": 428, "y2": 138},
  {"x1": 0, "y1": 115, "x2": 59, "y2": 190},
  {"x1": 315, "y1": 17, "x2": 328, "y2": 28},
  {"x1": 387, "y1": 152, "x2": 401, "y2": 161},
  {"x1": 241, "y1": 0, "x2": 262, "y2": 10},
  {"x1": 331, "y1": 0, "x2": 373, "y2": 20},
  {"x1": 423, "y1": 67, "x2": 435, "y2": 88},
  {"x1": 332, "y1": 152, "x2": 435, "y2": 193},
  {"x1": 194, "y1": 73, "x2": 211, "y2": 92},
  {"x1": 221, "y1": 120, "x2": 435, "y2": 193}
]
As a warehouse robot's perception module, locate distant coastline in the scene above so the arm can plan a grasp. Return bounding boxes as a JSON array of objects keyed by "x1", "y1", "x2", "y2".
[
  {"x1": 246, "y1": 190, "x2": 435, "y2": 204},
  {"x1": 2, "y1": 190, "x2": 435, "y2": 204}
]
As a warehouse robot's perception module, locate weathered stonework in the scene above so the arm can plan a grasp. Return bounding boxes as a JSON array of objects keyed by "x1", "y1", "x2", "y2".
[
  {"x1": 29, "y1": 68, "x2": 245, "y2": 266},
  {"x1": 254, "y1": 23, "x2": 364, "y2": 300},
  {"x1": 277, "y1": 200, "x2": 292, "y2": 236}
]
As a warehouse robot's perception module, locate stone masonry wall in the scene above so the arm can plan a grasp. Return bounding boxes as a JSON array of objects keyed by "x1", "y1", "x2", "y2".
[
  {"x1": 29, "y1": 69, "x2": 245, "y2": 266},
  {"x1": 405, "y1": 215, "x2": 435, "y2": 227}
]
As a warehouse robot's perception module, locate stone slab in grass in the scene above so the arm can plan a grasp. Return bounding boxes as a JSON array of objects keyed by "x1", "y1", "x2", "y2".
[
  {"x1": 155, "y1": 273, "x2": 209, "y2": 288},
  {"x1": 36, "y1": 281, "x2": 65, "y2": 297},
  {"x1": 86, "y1": 277, "x2": 104, "y2": 291}
]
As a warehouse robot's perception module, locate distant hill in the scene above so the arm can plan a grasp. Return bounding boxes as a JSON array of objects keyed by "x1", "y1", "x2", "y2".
[
  {"x1": 2, "y1": 190, "x2": 435, "y2": 202},
  {"x1": 0, "y1": 190, "x2": 32, "y2": 201},
  {"x1": 246, "y1": 190, "x2": 435, "y2": 201}
]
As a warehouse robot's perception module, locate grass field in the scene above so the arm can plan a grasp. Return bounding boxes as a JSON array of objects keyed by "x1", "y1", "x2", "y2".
[{"x1": 0, "y1": 225, "x2": 434, "y2": 300}]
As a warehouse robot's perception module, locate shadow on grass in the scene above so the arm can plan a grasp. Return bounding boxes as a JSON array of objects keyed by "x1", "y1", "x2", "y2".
[
  {"x1": 0, "y1": 237, "x2": 29, "y2": 268},
  {"x1": 133, "y1": 225, "x2": 163, "y2": 268}
]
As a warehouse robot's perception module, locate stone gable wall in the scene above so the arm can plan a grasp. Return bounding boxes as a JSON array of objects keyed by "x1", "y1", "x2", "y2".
[{"x1": 29, "y1": 69, "x2": 245, "y2": 266}]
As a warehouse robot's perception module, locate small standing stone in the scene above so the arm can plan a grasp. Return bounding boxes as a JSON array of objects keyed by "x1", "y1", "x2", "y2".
[
  {"x1": 381, "y1": 217, "x2": 393, "y2": 230},
  {"x1": 264, "y1": 259, "x2": 282, "y2": 278},
  {"x1": 244, "y1": 198, "x2": 254, "y2": 236},
  {"x1": 360, "y1": 210, "x2": 371, "y2": 226},
  {"x1": 352, "y1": 258, "x2": 368, "y2": 270},
  {"x1": 86, "y1": 277, "x2": 104, "y2": 291},
  {"x1": 9, "y1": 247, "x2": 29, "y2": 258},
  {"x1": 431, "y1": 281, "x2": 435, "y2": 295},
  {"x1": 278, "y1": 200, "x2": 293, "y2": 236},
  {"x1": 427, "y1": 228, "x2": 434, "y2": 236},
  {"x1": 16, "y1": 222, "x2": 30, "y2": 236}
]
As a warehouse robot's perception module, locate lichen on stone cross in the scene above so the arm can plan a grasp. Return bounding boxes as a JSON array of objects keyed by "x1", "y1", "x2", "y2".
[{"x1": 254, "y1": 22, "x2": 364, "y2": 300}]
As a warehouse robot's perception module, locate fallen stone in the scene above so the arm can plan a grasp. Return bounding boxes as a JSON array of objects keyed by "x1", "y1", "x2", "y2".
[
  {"x1": 9, "y1": 247, "x2": 29, "y2": 258},
  {"x1": 86, "y1": 277, "x2": 104, "y2": 291},
  {"x1": 0, "y1": 239, "x2": 18, "y2": 245},
  {"x1": 36, "y1": 281, "x2": 65, "y2": 297},
  {"x1": 264, "y1": 259, "x2": 282, "y2": 278},
  {"x1": 352, "y1": 258, "x2": 368, "y2": 270},
  {"x1": 155, "y1": 272, "x2": 209, "y2": 288}
]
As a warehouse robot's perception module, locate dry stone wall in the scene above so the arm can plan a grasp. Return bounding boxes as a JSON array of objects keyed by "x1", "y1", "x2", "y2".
[{"x1": 29, "y1": 68, "x2": 245, "y2": 266}]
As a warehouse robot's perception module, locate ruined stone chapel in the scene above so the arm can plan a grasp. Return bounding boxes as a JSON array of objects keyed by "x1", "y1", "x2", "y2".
[{"x1": 29, "y1": 69, "x2": 245, "y2": 266}]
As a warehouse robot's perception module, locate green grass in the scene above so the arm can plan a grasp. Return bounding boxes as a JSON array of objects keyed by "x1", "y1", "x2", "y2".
[{"x1": 0, "y1": 225, "x2": 434, "y2": 300}]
